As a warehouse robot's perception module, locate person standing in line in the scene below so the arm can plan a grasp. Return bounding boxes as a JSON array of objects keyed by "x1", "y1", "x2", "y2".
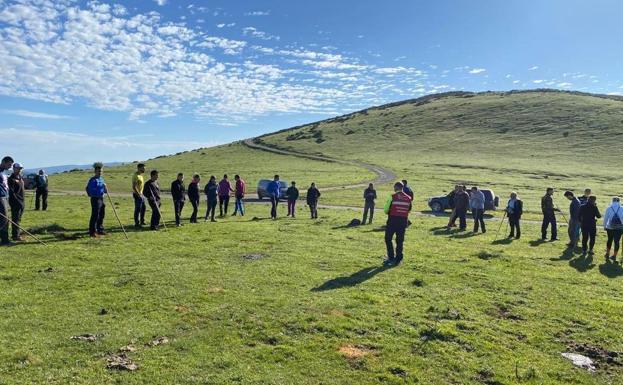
[
  {"x1": 579, "y1": 188, "x2": 592, "y2": 206},
  {"x1": 286, "y1": 181, "x2": 299, "y2": 217},
  {"x1": 564, "y1": 191, "x2": 581, "y2": 248},
  {"x1": 579, "y1": 195, "x2": 601, "y2": 255},
  {"x1": 383, "y1": 181, "x2": 413, "y2": 266},
  {"x1": 132, "y1": 163, "x2": 146, "y2": 228},
  {"x1": 362, "y1": 183, "x2": 377, "y2": 225},
  {"x1": 8, "y1": 163, "x2": 25, "y2": 241},
  {"x1": 306, "y1": 182, "x2": 321, "y2": 219},
  {"x1": 446, "y1": 185, "x2": 460, "y2": 228},
  {"x1": 402, "y1": 179, "x2": 414, "y2": 200},
  {"x1": 171, "y1": 173, "x2": 186, "y2": 227},
  {"x1": 505, "y1": 191, "x2": 523, "y2": 239},
  {"x1": 34, "y1": 169, "x2": 48, "y2": 211},
  {"x1": 233, "y1": 175, "x2": 246, "y2": 216},
  {"x1": 603, "y1": 197, "x2": 623, "y2": 262},
  {"x1": 217, "y1": 174, "x2": 233, "y2": 217},
  {"x1": 143, "y1": 170, "x2": 162, "y2": 231},
  {"x1": 541, "y1": 187, "x2": 558, "y2": 241},
  {"x1": 267, "y1": 175, "x2": 281, "y2": 220},
  {"x1": 188, "y1": 174, "x2": 200, "y2": 223},
  {"x1": 0, "y1": 156, "x2": 15, "y2": 246},
  {"x1": 85, "y1": 162, "x2": 107, "y2": 238},
  {"x1": 453, "y1": 185, "x2": 470, "y2": 231},
  {"x1": 204, "y1": 176, "x2": 218, "y2": 222},
  {"x1": 469, "y1": 186, "x2": 486, "y2": 234}
]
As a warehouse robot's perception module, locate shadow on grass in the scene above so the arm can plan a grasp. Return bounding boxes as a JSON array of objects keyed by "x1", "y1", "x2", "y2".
[
  {"x1": 311, "y1": 265, "x2": 391, "y2": 292},
  {"x1": 598, "y1": 260, "x2": 623, "y2": 278},
  {"x1": 491, "y1": 238, "x2": 513, "y2": 245},
  {"x1": 569, "y1": 253, "x2": 595, "y2": 273},
  {"x1": 366, "y1": 226, "x2": 386, "y2": 233},
  {"x1": 450, "y1": 231, "x2": 477, "y2": 239},
  {"x1": 529, "y1": 238, "x2": 548, "y2": 247}
]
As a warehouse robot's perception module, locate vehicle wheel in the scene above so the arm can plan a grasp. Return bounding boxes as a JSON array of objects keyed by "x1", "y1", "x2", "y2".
[{"x1": 431, "y1": 201, "x2": 443, "y2": 213}]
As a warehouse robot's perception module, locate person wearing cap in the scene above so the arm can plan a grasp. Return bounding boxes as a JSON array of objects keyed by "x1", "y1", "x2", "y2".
[
  {"x1": 8, "y1": 163, "x2": 26, "y2": 241},
  {"x1": 0, "y1": 156, "x2": 15, "y2": 245},
  {"x1": 34, "y1": 169, "x2": 48, "y2": 211},
  {"x1": 564, "y1": 190, "x2": 581, "y2": 248},
  {"x1": 85, "y1": 162, "x2": 107, "y2": 237},
  {"x1": 383, "y1": 181, "x2": 413, "y2": 266}
]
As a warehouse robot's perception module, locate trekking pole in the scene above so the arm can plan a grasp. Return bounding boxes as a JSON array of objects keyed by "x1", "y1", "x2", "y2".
[
  {"x1": 493, "y1": 210, "x2": 507, "y2": 242},
  {"x1": 555, "y1": 205, "x2": 569, "y2": 225},
  {"x1": 0, "y1": 211, "x2": 47, "y2": 246},
  {"x1": 105, "y1": 189, "x2": 128, "y2": 240}
]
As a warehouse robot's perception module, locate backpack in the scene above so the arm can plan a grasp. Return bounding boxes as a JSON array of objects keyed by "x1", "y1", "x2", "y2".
[{"x1": 610, "y1": 207, "x2": 623, "y2": 230}]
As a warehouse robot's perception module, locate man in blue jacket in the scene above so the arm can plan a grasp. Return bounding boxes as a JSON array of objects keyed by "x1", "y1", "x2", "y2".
[
  {"x1": 85, "y1": 162, "x2": 107, "y2": 237},
  {"x1": 267, "y1": 175, "x2": 281, "y2": 219},
  {"x1": 564, "y1": 191, "x2": 581, "y2": 248}
]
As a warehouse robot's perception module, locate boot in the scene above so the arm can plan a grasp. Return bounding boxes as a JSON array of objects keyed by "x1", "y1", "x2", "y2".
[{"x1": 605, "y1": 248, "x2": 611, "y2": 261}]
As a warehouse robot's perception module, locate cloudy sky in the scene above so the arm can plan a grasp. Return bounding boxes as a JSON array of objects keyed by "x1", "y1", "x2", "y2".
[{"x1": 1, "y1": 0, "x2": 622, "y2": 167}]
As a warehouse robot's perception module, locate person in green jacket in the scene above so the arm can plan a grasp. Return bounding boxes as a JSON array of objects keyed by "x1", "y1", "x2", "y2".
[{"x1": 286, "y1": 181, "x2": 299, "y2": 217}]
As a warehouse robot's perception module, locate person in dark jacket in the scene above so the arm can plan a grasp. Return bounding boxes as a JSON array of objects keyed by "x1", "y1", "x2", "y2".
[
  {"x1": 306, "y1": 182, "x2": 321, "y2": 219},
  {"x1": 362, "y1": 183, "x2": 377, "y2": 224},
  {"x1": 8, "y1": 163, "x2": 25, "y2": 241},
  {"x1": 505, "y1": 191, "x2": 523, "y2": 239},
  {"x1": 267, "y1": 175, "x2": 281, "y2": 219},
  {"x1": 446, "y1": 184, "x2": 460, "y2": 229},
  {"x1": 541, "y1": 187, "x2": 558, "y2": 241},
  {"x1": 579, "y1": 188, "x2": 592, "y2": 206},
  {"x1": 0, "y1": 156, "x2": 14, "y2": 246},
  {"x1": 579, "y1": 195, "x2": 601, "y2": 254},
  {"x1": 171, "y1": 173, "x2": 186, "y2": 226},
  {"x1": 143, "y1": 170, "x2": 161, "y2": 230},
  {"x1": 402, "y1": 179, "x2": 414, "y2": 200},
  {"x1": 383, "y1": 182, "x2": 413, "y2": 266},
  {"x1": 188, "y1": 174, "x2": 200, "y2": 223},
  {"x1": 217, "y1": 174, "x2": 233, "y2": 217},
  {"x1": 286, "y1": 181, "x2": 299, "y2": 217},
  {"x1": 204, "y1": 176, "x2": 218, "y2": 222},
  {"x1": 34, "y1": 169, "x2": 48, "y2": 211},
  {"x1": 453, "y1": 185, "x2": 470, "y2": 231},
  {"x1": 85, "y1": 162, "x2": 107, "y2": 237},
  {"x1": 564, "y1": 191, "x2": 581, "y2": 248}
]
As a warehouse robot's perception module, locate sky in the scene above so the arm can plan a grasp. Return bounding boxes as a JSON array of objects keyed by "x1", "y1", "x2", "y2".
[{"x1": 1, "y1": 0, "x2": 623, "y2": 167}]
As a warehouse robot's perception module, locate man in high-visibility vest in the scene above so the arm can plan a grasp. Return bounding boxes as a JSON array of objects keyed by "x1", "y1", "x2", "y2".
[{"x1": 383, "y1": 181, "x2": 412, "y2": 266}]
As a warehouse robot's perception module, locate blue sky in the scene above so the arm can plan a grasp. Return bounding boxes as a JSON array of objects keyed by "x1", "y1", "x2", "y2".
[{"x1": 1, "y1": 0, "x2": 622, "y2": 167}]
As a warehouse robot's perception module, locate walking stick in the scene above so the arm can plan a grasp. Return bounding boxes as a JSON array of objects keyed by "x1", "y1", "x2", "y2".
[
  {"x1": 493, "y1": 210, "x2": 507, "y2": 242},
  {"x1": 555, "y1": 205, "x2": 569, "y2": 225},
  {"x1": 105, "y1": 190, "x2": 128, "y2": 240},
  {"x1": 0, "y1": 211, "x2": 47, "y2": 246}
]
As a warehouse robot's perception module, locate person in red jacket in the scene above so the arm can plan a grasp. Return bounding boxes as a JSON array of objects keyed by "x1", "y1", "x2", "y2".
[
  {"x1": 233, "y1": 175, "x2": 246, "y2": 216},
  {"x1": 217, "y1": 174, "x2": 233, "y2": 217},
  {"x1": 383, "y1": 181, "x2": 412, "y2": 266}
]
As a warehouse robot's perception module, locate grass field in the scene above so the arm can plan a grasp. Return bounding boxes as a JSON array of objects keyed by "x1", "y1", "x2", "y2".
[{"x1": 1, "y1": 193, "x2": 622, "y2": 384}]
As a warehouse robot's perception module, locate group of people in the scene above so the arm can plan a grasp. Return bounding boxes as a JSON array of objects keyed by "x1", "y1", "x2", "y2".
[
  {"x1": 444, "y1": 185, "x2": 493, "y2": 234},
  {"x1": 0, "y1": 156, "x2": 49, "y2": 246}
]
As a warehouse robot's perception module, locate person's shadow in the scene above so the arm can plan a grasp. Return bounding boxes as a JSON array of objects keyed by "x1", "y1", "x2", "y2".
[
  {"x1": 598, "y1": 260, "x2": 623, "y2": 278},
  {"x1": 311, "y1": 265, "x2": 391, "y2": 292},
  {"x1": 569, "y1": 253, "x2": 595, "y2": 272}
]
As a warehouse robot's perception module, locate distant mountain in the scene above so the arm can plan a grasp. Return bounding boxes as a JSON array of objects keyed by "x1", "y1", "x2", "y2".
[{"x1": 24, "y1": 162, "x2": 123, "y2": 176}]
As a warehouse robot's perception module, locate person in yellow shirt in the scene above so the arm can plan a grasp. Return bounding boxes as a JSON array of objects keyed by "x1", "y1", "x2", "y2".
[{"x1": 132, "y1": 163, "x2": 146, "y2": 228}]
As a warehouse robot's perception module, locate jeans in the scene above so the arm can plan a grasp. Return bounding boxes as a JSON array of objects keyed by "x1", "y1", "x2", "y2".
[
  {"x1": 173, "y1": 200, "x2": 185, "y2": 225},
  {"x1": 455, "y1": 208, "x2": 467, "y2": 230},
  {"x1": 385, "y1": 216, "x2": 408, "y2": 262},
  {"x1": 606, "y1": 229, "x2": 622, "y2": 254},
  {"x1": 10, "y1": 202, "x2": 24, "y2": 239},
  {"x1": 362, "y1": 201, "x2": 374, "y2": 224},
  {"x1": 472, "y1": 208, "x2": 485, "y2": 233},
  {"x1": 219, "y1": 195, "x2": 229, "y2": 216},
  {"x1": 35, "y1": 188, "x2": 48, "y2": 210},
  {"x1": 234, "y1": 196, "x2": 245, "y2": 216},
  {"x1": 89, "y1": 197, "x2": 105, "y2": 234},
  {"x1": 206, "y1": 199, "x2": 217, "y2": 221},
  {"x1": 0, "y1": 197, "x2": 10, "y2": 243},
  {"x1": 190, "y1": 199, "x2": 199, "y2": 223},
  {"x1": 270, "y1": 196, "x2": 279, "y2": 218},
  {"x1": 568, "y1": 218, "x2": 581, "y2": 246},
  {"x1": 508, "y1": 214, "x2": 521, "y2": 238},
  {"x1": 287, "y1": 199, "x2": 296, "y2": 216},
  {"x1": 148, "y1": 200, "x2": 161, "y2": 229},
  {"x1": 541, "y1": 212, "x2": 557, "y2": 239},
  {"x1": 581, "y1": 223, "x2": 596, "y2": 251},
  {"x1": 133, "y1": 193, "x2": 146, "y2": 226}
]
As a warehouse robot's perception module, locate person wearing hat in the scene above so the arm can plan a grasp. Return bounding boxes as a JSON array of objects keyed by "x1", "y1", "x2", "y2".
[
  {"x1": 383, "y1": 181, "x2": 413, "y2": 266},
  {"x1": 85, "y1": 162, "x2": 107, "y2": 237},
  {"x1": 34, "y1": 169, "x2": 48, "y2": 211},
  {"x1": 0, "y1": 156, "x2": 15, "y2": 245},
  {"x1": 8, "y1": 163, "x2": 26, "y2": 241}
]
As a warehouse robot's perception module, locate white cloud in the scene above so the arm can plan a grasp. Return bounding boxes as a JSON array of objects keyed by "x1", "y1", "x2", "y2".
[
  {"x1": 244, "y1": 11, "x2": 270, "y2": 16},
  {"x1": 242, "y1": 26, "x2": 279, "y2": 40},
  {"x1": 528, "y1": 66, "x2": 539, "y2": 71},
  {"x1": 1, "y1": 109, "x2": 74, "y2": 119},
  {"x1": 532, "y1": 80, "x2": 544, "y2": 84},
  {"x1": 216, "y1": 22, "x2": 235, "y2": 28},
  {"x1": 557, "y1": 82, "x2": 573, "y2": 88},
  {"x1": 154, "y1": 0, "x2": 167, "y2": 6},
  {"x1": 513, "y1": 80, "x2": 520, "y2": 84},
  {"x1": 197, "y1": 37, "x2": 247, "y2": 55},
  {"x1": 468, "y1": 68, "x2": 486, "y2": 74}
]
